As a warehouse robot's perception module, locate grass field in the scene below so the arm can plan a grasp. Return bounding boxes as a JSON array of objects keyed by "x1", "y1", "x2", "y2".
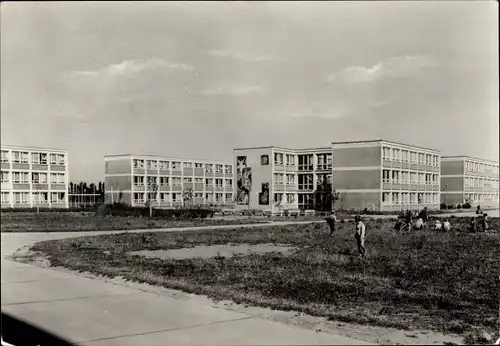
[
  {"x1": 29, "y1": 217, "x2": 500, "y2": 339},
  {"x1": 0, "y1": 212, "x2": 270, "y2": 232}
]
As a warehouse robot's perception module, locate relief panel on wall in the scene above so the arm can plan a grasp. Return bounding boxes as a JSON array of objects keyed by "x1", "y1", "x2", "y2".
[
  {"x1": 259, "y1": 183, "x2": 269, "y2": 205},
  {"x1": 236, "y1": 156, "x2": 252, "y2": 204},
  {"x1": 261, "y1": 155, "x2": 269, "y2": 165}
]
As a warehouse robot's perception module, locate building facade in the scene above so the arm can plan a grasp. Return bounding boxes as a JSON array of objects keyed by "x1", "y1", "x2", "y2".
[
  {"x1": 233, "y1": 146, "x2": 333, "y2": 211},
  {"x1": 234, "y1": 140, "x2": 441, "y2": 212},
  {"x1": 1, "y1": 145, "x2": 69, "y2": 208},
  {"x1": 441, "y1": 156, "x2": 499, "y2": 207},
  {"x1": 104, "y1": 154, "x2": 234, "y2": 207},
  {"x1": 333, "y1": 140, "x2": 441, "y2": 211}
]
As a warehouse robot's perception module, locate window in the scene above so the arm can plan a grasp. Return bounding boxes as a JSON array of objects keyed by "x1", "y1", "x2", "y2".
[
  {"x1": 147, "y1": 160, "x2": 158, "y2": 169},
  {"x1": 402, "y1": 151, "x2": 409, "y2": 163},
  {"x1": 205, "y1": 178, "x2": 213, "y2": 187},
  {"x1": 133, "y1": 159, "x2": 144, "y2": 169},
  {"x1": 475, "y1": 162, "x2": 479, "y2": 171},
  {"x1": 286, "y1": 174, "x2": 296, "y2": 185},
  {"x1": 401, "y1": 192, "x2": 409, "y2": 205},
  {"x1": 316, "y1": 154, "x2": 330, "y2": 169},
  {"x1": 32, "y1": 172, "x2": 48, "y2": 184},
  {"x1": 225, "y1": 193, "x2": 233, "y2": 202},
  {"x1": 215, "y1": 164, "x2": 223, "y2": 173},
  {"x1": 410, "y1": 172, "x2": 417, "y2": 184},
  {"x1": 392, "y1": 192, "x2": 399, "y2": 204},
  {"x1": 418, "y1": 193, "x2": 424, "y2": 204},
  {"x1": 205, "y1": 164, "x2": 213, "y2": 173},
  {"x1": 215, "y1": 193, "x2": 223, "y2": 203},
  {"x1": 433, "y1": 156, "x2": 438, "y2": 166},
  {"x1": 31, "y1": 153, "x2": 40, "y2": 164},
  {"x1": 298, "y1": 174, "x2": 313, "y2": 190},
  {"x1": 159, "y1": 177, "x2": 169, "y2": 186},
  {"x1": 383, "y1": 170, "x2": 390, "y2": 183},
  {"x1": 172, "y1": 193, "x2": 182, "y2": 202},
  {"x1": 410, "y1": 193, "x2": 417, "y2": 204},
  {"x1": 1, "y1": 192, "x2": 10, "y2": 204},
  {"x1": 205, "y1": 193, "x2": 213, "y2": 202},
  {"x1": 160, "y1": 193, "x2": 170, "y2": 202},
  {"x1": 33, "y1": 192, "x2": 49, "y2": 204},
  {"x1": 274, "y1": 173, "x2": 284, "y2": 184},
  {"x1": 51, "y1": 192, "x2": 65, "y2": 203},
  {"x1": 225, "y1": 179, "x2": 232, "y2": 187},
  {"x1": 383, "y1": 147, "x2": 391, "y2": 160},
  {"x1": 47, "y1": 154, "x2": 65, "y2": 165},
  {"x1": 425, "y1": 173, "x2": 432, "y2": 185},
  {"x1": 184, "y1": 177, "x2": 193, "y2": 183},
  {"x1": 274, "y1": 153, "x2": 284, "y2": 165},
  {"x1": 298, "y1": 155, "x2": 313, "y2": 171},
  {"x1": 401, "y1": 171, "x2": 409, "y2": 184},
  {"x1": 50, "y1": 173, "x2": 65, "y2": 184},
  {"x1": 286, "y1": 154, "x2": 296, "y2": 166},
  {"x1": 14, "y1": 192, "x2": 30, "y2": 204},
  {"x1": 433, "y1": 174, "x2": 438, "y2": 185},
  {"x1": 134, "y1": 176, "x2": 144, "y2": 186},
  {"x1": 195, "y1": 163, "x2": 204, "y2": 168},
  {"x1": 425, "y1": 154, "x2": 431, "y2": 165},
  {"x1": 147, "y1": 176, "x2": 157, "y2": 186},
  {"x1": 13, "y1": 172, "x2": 29, "y2": 183},
  {"x1": 1, "y1": 171, "x2": 9, "y2": 183},
  {"x1": 194, "y1": 193, "x2": 203, "y2": 198},
  {"x1": 215, "y1": 179, "x2": 223, "y2": 187},
  {"x1": 146, "y1": 192, "x2": 157, "y2": 201},
  {"x1": 172, "y1": 161, "x2": 180, "y2": 170},
  {"x1": 224, "y1": 165, "x2": 232, "y2": 174},
  {"x1": 410, "y1": 151, "x2": 418, "y2": 163},
  {"x1": 274, "y1": 193, "x2": 283, "y2": 204},
  {"x1": 159, "y1": 161, "x2": 169, "y2": 170},
  {"x1": 172, "y1": 177, "x2": 181, "y2": 186},
  {"x1": 183, "y1": 162, "x2": 193, "y2": 168},
  {"x1": 286, "y1": 193, "x2": 295, "y2": 204},
  {"x1": 13, "y1": 151, "x2": 29, "y2": 164},
  {"x1": 425, "y1": 193, "x2": 432, "y2": 204},
  {"x1": 393, "y1": 149, "x2": 401, "y2": 162},
  {"x1": 382, "y1": 192, "x2": 390, "y2": 204},
  {"x1": 134, "y1": 192, "x2": 145, "y2": 203},
  {"x1": 418, "y1": 153, "x2": 425, "y2": 164},
  {"x1": 1, "y1": 150, "x2": 9, "y2": 163},
  {"x1": 391, "y1": 170, "x2": 400, "y2": 183},
  {"x1": 418, "y1": 173, "x2": 425, "y2": 184},
  {"x1": 194, "y1": 177, "x2": 203, "y2": 184}
]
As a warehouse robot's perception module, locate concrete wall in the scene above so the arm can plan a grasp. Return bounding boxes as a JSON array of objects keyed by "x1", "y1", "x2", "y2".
[
  {"x1": 105, "y1": 176, "x2": 132, "y2": 193},
  {"x1": 441, "y1": 176, "x2": 464, "y2": 192},
  {"x1": 441, "y1": 160, "x2": 464, "y2": 176},
  {"x1": 234, "y1": 148, "x2": 273, "y2": 210},
  {"x1": 105, "y1": 159, "x2": 132, "y2": 175},
  {"x1": 332, "y1": 170, "x2": 380, "y2": 190},
  {"x1": 441, "y1": 193, "x2": 464, "y2": 206},
  {"x1": 105, "y1": 191, "x2": 132, "y2": 205},
  {"x1": 341, "y1": 192, "x2": 380, "y2": 211},
  {"x1": 332, "y1": 146, "x2": 381, "y2": 167}
]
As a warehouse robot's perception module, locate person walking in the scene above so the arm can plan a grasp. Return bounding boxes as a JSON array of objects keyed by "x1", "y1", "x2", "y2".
[
  {"x1": 482, "y1": 213, "x2": 489, "y2": 232},
  {"x1": 354, "y1": 215, "x2": 366, "y2": 257},
  {"x1": 325, "y1": 210, "x2": 337, "y2": 236}
]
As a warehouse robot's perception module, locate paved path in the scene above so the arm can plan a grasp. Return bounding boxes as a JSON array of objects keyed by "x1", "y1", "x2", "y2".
[{"x1": 1, "y1": 221, "x2": 372, "y2": 345}]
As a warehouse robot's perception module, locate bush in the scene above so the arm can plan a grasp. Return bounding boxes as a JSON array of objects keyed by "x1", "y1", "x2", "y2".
[
  {"x1": 0, "y1": 206, "x2": 97, "y2": 213},
  {"x1": 440, "y1": 203, "x2": 448, "y2": 210},
  {"x1": 448, "y1": 204, "x2": 455, "y2": 210},
  {"x1": 462, "y1": 202, "x2": 471, "y2": 209},
  {"x1": 106, "y1": 203, "x2": 212, "y2": 219},
  {"x1": 457, "y1": 204, "x2": 462, "y2": 209}
]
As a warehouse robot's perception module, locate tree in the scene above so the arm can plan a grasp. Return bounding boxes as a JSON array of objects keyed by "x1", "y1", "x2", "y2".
[
  {"x1": 89, "y1": 183, "x2": 96, "y2": 194},
  {"x1": 98, "y1": 182, "x2": 103, "y2": 195},
  {"x1": 331, "y1": 189, "x2": 340, "y2": 211},
  {"x1": 183, "y1": 188, "x2": 194, "y2": 206},
  {"x1": 339, "y1": 192, "x2": 348, "y2": 210},
  {"x1": 69, "y1": 182, "x2": 74, "y2": 194},
  {"x1": 79, "y1": 182, "x2": 84, "y2": 194},
  {"x1": 83, "y1": 182, "x2": 88, "y2": 195}
]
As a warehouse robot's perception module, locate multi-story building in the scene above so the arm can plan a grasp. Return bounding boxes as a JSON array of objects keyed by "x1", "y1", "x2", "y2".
[
  {"x1": 234, "y1": 139, "x2": 441, "y2": 212},
  {"x1": 104, "y1": 154, "x2": 234, "y2": 207},
  {"x1": 233, "y1": 146, "x2": 334, "y2": 211},
  {"x1": 1, "y1": 145, "x2": 69, "y2": 208},
  {"x1": 332, "y1": 140, "x2": 441, "y2": 211},
  {"x1": 441, "y1": 156, "x2": 499, "y2": 207}
]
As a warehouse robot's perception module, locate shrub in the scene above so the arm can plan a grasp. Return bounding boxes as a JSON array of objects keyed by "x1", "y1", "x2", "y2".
[
  {"x1": 456, "y1": 204, "x2": 462, "y2": 209},
  {"x1": 462, "y1": 202, "x2": 472, "y2": 209},
  {"x1": 440, "y1": 203, "x2": 448, "y2": 210},
  {"x1": 448, "y1": 204, "x2": 455, "y2": 210},
  {"x1": 106, "y1": 203, "x2": 212, "y2": 219}
]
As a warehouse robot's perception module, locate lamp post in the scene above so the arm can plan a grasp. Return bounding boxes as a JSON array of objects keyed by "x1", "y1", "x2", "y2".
[{"x1": 148, "y1": 183, "x2": 158, "y2": 218}]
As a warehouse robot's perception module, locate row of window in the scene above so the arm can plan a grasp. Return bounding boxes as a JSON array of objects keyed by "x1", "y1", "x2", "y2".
[
  {"x1": 382, "y1": 147, "x2": 439, "y2": 166},
  {"x1": 273, "y1": 193, "x2": 296, "y2": 204},
  {"x1": 132, "y1": 159, "x2": 232, "y2": 174},
  {"x1": 273, "y1": 153, "x2": 296, "y2": 165},
  {"x1": 465, "y1": 193, "x2": 499, "y2": 201},
  {"x1": 1, "y1": 192, "x2": 66, "y2": 204},
  {"x1": 1, "y1": 151, "x2": 65, "y2": 165},
  {"x1": 273, "y1": 173, "x2": 297, "y2": 185},
  {"x1": 133, "y1": 176, "x2": 233, "y2": 188},
  {"x1": 1, "y1": 171, "x2": 66, "y2": 184},
  {"x1": 382, "y1": 170, "x2": 439, "y2": 185},
  {"x1": 464, "y1": 177, "x2": 499, "y2": 189},
  {"x1": 465, "y1": 160, "x2": 499, "y2": 174},
  {"x1": 133, "y1": 192, "x2": 233, "y2": 204},
  {"x1": 272, "y1": 153, "x2": 332, "y2": 168},
  {"x1": 382, "y1": 192, "x2": 439, "y2": 205}
]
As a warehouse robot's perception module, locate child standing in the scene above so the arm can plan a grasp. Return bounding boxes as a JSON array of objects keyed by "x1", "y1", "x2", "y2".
[{"x1": 354, "y1": 215, "x2": 366, "y2": 257}]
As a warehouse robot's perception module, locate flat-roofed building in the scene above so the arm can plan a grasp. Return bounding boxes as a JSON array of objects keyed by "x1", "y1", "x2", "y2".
[
  {"x1": 332, "y1": 140, "x2": 441, "y2": 211},
  {"x1": 1, "y1": 145, "x2": 69, "y2": 208},
  {"x1": 441, "y1": 156, "x2": 499, "y2": 207},
  {"x1": 104, "y1": 154, "x2": 234, "y2": 207}
]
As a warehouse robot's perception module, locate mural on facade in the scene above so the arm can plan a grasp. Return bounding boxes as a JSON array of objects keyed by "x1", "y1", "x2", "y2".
[
  {"x1": 259, "y1": 182, "x2": 269, "y2": 205},
  {"x1": 261, "y1": 155, "x2": 269, "y2": 165},
  {"x1": 236, "y1": 156, "x2": 252, "y2": 204}
]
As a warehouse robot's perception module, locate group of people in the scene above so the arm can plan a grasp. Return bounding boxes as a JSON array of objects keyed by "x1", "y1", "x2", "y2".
[{"x1": 325, "y1": 211, "x2": 366, "y2": 257}]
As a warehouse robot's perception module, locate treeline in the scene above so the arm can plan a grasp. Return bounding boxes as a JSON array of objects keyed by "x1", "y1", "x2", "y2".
[{"x1": 68, "y1": 181, "x2": 104, "y2": 195}]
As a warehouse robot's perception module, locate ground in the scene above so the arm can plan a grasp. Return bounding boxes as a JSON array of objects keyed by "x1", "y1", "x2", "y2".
[{"x1": 19, "y1": 217, "x2": 500, "y2": 345}]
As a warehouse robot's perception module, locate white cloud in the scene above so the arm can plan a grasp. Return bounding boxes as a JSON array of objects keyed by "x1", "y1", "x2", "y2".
[
  {"x1": 202, "y1": 49, "x2": 275, "y2": 63},
  {"x1": 68, "y1": 58, "x2": 194, "y2": 78},
  {"x1": 201, "y1": 84, "x2": 265, "y2": 96},
  {"x1": 326, "y1": 55, "x2": 435, "y2": 84}
]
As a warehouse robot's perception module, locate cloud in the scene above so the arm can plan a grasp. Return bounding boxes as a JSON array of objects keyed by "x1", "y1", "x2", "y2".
[
  {"x1": 326, "y1": 55, "x2": 436, "y2": 84},
  {"x1": 202, "y1": 49, "x2": 275, "y2": 63},
  {"x1": 200, "y1": 84, "x2": 265, "y2": 96},
  {"x1": 68, "y1": 58, "x2": 194, "y2": 78}
]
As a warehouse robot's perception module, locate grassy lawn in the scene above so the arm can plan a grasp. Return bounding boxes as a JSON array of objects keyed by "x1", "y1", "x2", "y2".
[
  {"x1": 29, "y1": 218, "x2": 500, "y2": 336},
  {"x1": 0, "y1": 212, "x2": 269, "y2": 232}
]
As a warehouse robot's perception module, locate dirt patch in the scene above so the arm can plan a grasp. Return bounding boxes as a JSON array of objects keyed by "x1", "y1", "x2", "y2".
[{"x1": 128, "y1": 243, "x2": 297, "y2": 260}]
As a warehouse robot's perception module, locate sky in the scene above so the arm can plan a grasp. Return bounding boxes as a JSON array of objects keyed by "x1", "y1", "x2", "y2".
[{"x1": 1, "y1": 1, "x2": 498, "y2": 182}]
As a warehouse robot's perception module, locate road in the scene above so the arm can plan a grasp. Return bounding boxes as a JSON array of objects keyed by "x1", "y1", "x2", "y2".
[{"x1": 1, "y1": 221, "x2": 372, "y2": 346}]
